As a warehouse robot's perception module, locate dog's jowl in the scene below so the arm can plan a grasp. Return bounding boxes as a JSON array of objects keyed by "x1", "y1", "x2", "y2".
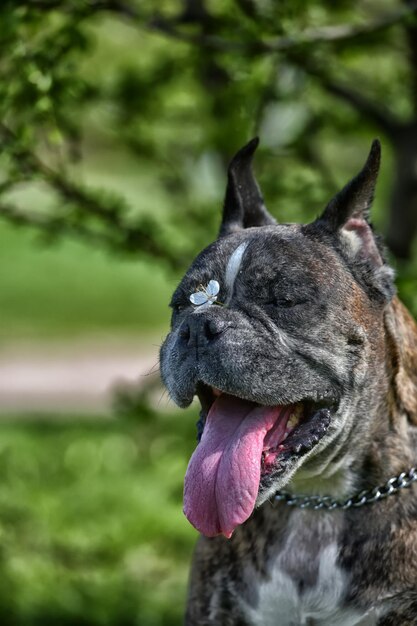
[{"x1": 160, "y1": 138, "x2": 417, "y2": 625}]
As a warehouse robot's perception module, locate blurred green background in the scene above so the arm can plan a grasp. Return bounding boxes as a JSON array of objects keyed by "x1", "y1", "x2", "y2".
[{"x1": 1, "y1": 1, "x2": 417, "y2": 624}]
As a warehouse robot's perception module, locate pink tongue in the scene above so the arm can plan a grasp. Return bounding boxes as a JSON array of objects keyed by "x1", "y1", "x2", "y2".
[{"x1": 183, "y1": 395, "x2": 287, "y2": 539}]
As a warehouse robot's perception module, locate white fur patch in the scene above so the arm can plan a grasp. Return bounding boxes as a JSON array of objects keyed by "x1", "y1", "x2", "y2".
[
  {"x1": 245, "y1": 547, "x2": 374, "y2": 625},
  {"x1": 341, "y1": 228, "x2": 362, "y2": 255},
  {"x1": 225, "y1": 242, "x2": 249, "y2": 301},
  {"x1": 241, "y1": 515, "x2": 377, "y2": 626}
]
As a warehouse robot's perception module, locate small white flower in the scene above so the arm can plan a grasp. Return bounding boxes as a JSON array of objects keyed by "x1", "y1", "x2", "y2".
[{"x1": 190, "y1": 280, "x2": 220, "y2": 308}]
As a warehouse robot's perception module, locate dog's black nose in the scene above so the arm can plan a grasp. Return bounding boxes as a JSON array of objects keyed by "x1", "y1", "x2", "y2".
[{"x1": 179, "y1": 315, "x2": 228, "y2": 347}]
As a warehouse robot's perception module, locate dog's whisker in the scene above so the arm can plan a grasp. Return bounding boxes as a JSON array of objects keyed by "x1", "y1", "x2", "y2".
[
  {"x1": 157, "y1": 388, "x2": 168, "y2": 407},
  {"x1": 142, "y1": 361, "x2": 160, "y2": 377}
]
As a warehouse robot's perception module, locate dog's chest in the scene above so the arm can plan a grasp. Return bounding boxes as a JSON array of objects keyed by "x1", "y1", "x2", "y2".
[{"x1": 239, "y1": 511, "x2": 376, "y2": 626}]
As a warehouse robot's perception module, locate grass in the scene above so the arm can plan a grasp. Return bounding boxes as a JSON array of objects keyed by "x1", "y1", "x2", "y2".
[
  {"x1": 0, "y1": 409, "x2": 198, "y2": 625},
  {"x1": 0, "y1": 220, "x2": 176, "y2": 342}
]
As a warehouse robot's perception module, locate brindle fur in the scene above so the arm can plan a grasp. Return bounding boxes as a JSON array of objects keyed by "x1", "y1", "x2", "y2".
[
  {"x1": 185, "y1": 298, "x2": 417, "y2": 626},
  {"x1": 160, "y1": 139, "x2": 417, "y2": 625}
]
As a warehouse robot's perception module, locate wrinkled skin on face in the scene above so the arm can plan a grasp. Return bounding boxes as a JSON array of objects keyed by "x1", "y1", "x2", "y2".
[
  {"x1": 161, "y1": 223, "x2": 391, "y2": 501},
  {"x1": 164, "y1": 227, "x2": 346, "y2": 408}
]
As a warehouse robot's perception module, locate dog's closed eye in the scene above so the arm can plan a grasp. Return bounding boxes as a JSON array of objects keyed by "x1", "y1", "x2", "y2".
[{"x1": 266, "y1": 295, "x2": 309, "y2": 308}]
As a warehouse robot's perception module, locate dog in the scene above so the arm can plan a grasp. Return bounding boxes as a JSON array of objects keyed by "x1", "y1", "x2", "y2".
[{"x1": 160, "y1": 138, "x2": 417, "y2": 625}]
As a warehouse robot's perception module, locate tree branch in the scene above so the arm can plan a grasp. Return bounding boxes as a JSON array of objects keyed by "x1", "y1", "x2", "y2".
[
  {"x1": 0, "y1": 125, "x2": 186, "y2": 269},
  {"x1": 403, "y1": 0, "x2": 417, "y2": 115},
  {"x1": 31, "y1": 0, "x2": 417, "y2": 56},
  {"x1": 0, "y1": 191, "x2": 186, "y2": 268},
  {"x1": 26, "y1": 1, "x2": 413, "y2": 139},
  {"x1": 0, "y1": 201, "x2": 119, "y2": 249},
  {"x1": 114, "y1": 0, "x2": 417, "y2": 54},
  {"x1": 288, "y1": 59, "x2": 401, "y2": 138}
]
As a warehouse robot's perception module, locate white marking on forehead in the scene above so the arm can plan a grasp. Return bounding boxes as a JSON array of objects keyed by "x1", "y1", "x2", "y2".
[{"x1": 225, "y1": 241, "x2": 249, "y2": 299}]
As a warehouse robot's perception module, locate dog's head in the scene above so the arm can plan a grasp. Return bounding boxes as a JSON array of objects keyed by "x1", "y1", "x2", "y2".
[{"x1": 160, "y1": 138, "x2": 395, "y2": 538}]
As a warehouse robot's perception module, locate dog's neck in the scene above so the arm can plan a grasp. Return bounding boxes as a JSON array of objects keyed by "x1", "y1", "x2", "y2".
[
  {"x1": 384, "y1": 297, "x2": 417, "y2": 425},
  {"x1": 364, "y1": 296, "x2": 417, "y2": 478},
  {"x1": 288, "y1": 297, "x2": 417, "y2": 500}
]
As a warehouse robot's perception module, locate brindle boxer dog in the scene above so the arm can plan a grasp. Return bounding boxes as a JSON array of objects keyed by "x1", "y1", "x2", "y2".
[{"x1": 160, "y1": 138, "x2": 417, "y2": 625}]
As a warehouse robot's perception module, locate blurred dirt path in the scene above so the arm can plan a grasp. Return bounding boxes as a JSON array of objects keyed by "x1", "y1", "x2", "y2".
[{"x1": 0, "y1": 336, "x2": 164, "y2": 415}]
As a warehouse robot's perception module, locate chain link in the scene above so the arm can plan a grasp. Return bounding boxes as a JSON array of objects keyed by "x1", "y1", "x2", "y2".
[{"x1": 273, "y1": 467, "x2": 417, "y2": 511}]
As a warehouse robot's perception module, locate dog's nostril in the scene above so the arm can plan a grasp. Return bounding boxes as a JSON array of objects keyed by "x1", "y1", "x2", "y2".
[
  {"x1": 179, "y1": 324, "x2": 190, "y2": 341},
  {"x1": 179, "y1": 317, "x2": 228, "y2": 346},
  {"x1": 205, "y1": 319, "x2": 227, "y2": 340}
]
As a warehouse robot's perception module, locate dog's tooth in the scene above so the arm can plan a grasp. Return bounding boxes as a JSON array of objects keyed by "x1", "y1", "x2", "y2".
[
  {"x1": 263, "y1": 452, "x2": 276, "y2": 465},
  {"x1": 295, "y1": 404, "x2": 304, "y2": 417},
  {"x1": 287, "y1": 404, "x2": 304, "y2": 428},
  {"x1": 287, "y1": 414, "x2": 299, "y2": 428}
]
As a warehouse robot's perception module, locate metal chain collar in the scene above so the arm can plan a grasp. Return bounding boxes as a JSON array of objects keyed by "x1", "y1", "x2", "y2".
[{"x1": 273, "y1": 467, "x2": 417, "y2": 511}]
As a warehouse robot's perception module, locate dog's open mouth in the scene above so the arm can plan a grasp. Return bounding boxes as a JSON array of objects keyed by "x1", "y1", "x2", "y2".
[{"x1": 183, "y1": 385, "x2": 334, "y2": 539}]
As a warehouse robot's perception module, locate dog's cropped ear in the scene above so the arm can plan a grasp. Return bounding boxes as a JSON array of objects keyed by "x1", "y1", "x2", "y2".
[
  {"x1": 219, "y1": 137, "x2": 276, "y2": 237},
  {"x1": 307, "y1": 139, "x2": 395, "y2": 302},
  {"x1": 313, "y1": 139, "x2": 382, "y2": 265}
]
